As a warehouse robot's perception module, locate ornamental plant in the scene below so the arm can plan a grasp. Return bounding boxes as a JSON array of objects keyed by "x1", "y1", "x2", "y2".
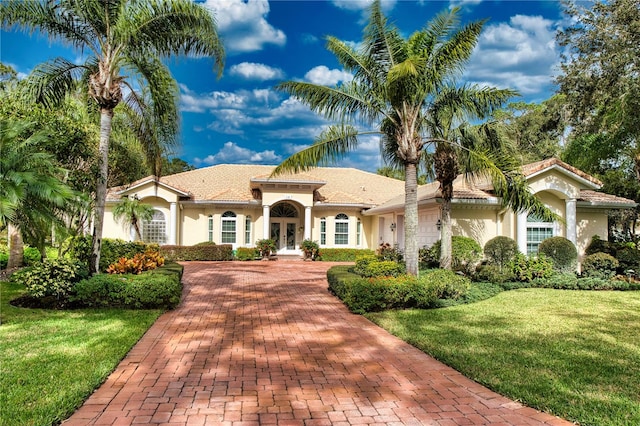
[
  {"x1": 256, "y1": 239, "x2": 276, "y2": 259},
  {"x1": 300, "y1": 239, "x2": 320, "y2": 260},
  {"x1": 13, "y1": 258, "x2": 86, "y2": 300},
  {"x1": 106, "y1": 249, "x2": 164, "y2": 274}
]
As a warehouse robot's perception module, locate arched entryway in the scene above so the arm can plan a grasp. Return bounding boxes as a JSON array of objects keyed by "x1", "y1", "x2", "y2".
[{"x1": 270, "y1": 202, "x2": 301, "y2": 254}]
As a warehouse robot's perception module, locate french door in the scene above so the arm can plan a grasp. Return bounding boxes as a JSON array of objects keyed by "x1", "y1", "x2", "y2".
[{"x1": 270, "y1": 220, "x2": 298, "y2": 253}]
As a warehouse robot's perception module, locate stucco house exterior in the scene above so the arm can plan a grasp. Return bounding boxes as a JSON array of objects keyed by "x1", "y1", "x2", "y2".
[{"x1": 102, "y1": 158, "x2": 635, "y2": 258}]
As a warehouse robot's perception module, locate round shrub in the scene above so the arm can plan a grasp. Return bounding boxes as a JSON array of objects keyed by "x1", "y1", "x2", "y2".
[
  {"x1": 428, "y1": 236, "x2": 482, "y2": 275},
  {"x1": 582, "y1": 252, "x2": 619, "y2": 279},
  {"x1": 509, "y1": 253, "x2": 554, "y2": 282},
  {"x1": 484, "y1": 236, "x2": 519, "y2": 269},
  {"x1": 615, "y1": 246, "x2": 640, "y2": 273},
  {"x1": 421, "y1": 269, "x2": 471, "y2": 300},
  {"x1": 538, "y1": 237, "x2": 577, "y2": 272}
]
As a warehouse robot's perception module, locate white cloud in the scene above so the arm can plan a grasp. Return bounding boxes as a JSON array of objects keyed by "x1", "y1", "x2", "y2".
[
  {"x1": 304, "y1": 66, "x2": 353, "y2": 86},
  {"x1": 179, "y1": 84, "x2": 247, "y2": 113},
  {"x1": 229, "y1": 62, "x2": 285, "y2": 80},
  {"x1": 202, "y1": 0, "x2": 286, "y2": 53},
  {"x1": 331, "y1": 0, "x2": 396, "y2": 12},
  {"x1": 194, "y1": 141, "x2": 281, "y2": 166},
  {"x1": 448, "y1": 0, "x2": 483, "y2": 10},
  {"x1": 464, "y1": 14, "x2": 560, "y2": 95}
]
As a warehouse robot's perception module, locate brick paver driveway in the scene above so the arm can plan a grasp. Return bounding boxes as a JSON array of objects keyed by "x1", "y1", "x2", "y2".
[{"x1": 64, "y1": 261, "x2": 572, "y2": 425}]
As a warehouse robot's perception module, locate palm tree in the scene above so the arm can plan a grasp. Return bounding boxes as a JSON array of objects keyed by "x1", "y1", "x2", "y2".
[
  {"x1": 273, "y1": 2, "x2": 542, "y2": 274},
  {"x1": 112, "y1": 196, "x2": 154, "y2": 241},
  {"x1": 0, "y1": 118, "x2": 75, "y2": 268},
  {"x1": 1, "y1": 0, "x2": 225, "y2": 274}
]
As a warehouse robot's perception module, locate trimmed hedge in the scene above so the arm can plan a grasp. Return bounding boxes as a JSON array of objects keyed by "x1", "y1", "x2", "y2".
[
  {"x1": 318, "y1": 248, "x2": 375, "y2": 262},
  {"x1": 72, "y1": 262, "x2": 184, "y2": 309},
  {"x1": 327, "y1": 265, "x2": 470, "y2": 314},
  {"x1": 235, "y1": 247, "x2": 259, "y2": 261},
  {"x1": 352, "y1": 255, "x2": 405, "y2": 277},
  {"x1": 160, "y1": 244, "x2": 233, "y2": 261}
]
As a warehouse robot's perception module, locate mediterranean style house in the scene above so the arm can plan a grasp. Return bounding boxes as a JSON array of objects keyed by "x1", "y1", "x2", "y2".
[{"x1": 102, "y1": 158, "x2": 636, "y2": 259}]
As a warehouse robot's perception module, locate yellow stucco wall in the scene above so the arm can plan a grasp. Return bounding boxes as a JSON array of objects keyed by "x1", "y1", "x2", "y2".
[{"x1": 452, "y1": 207, "x2": 498, "y2": 249}]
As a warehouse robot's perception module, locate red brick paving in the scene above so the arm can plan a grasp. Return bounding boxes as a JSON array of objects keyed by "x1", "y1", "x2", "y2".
[{"x1": 63, "y1": 261, "x2": 573, "y2": 425}]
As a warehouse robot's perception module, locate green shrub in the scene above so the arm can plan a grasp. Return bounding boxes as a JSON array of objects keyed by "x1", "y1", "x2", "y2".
[
  {"x1": 300, "y1": 239, "x2": 321, "y2": 260},
  {"x1": 538, "y1": 236, "x2": 578, "y2": 272},
  {"x1": 376, "y1": 242, "x2": 403, "y2": 262},
  {"x1": 0, "y1": 247, "x2": 7, "y2": 269},
  {"x1": 582, "y1": 252, "x2": 619, "y2": 279},
  {"x1": 585, "y1": 235, "x2": 613, "y2": 256},
  {"x1": 419, "y1": 245, "x2": 439, "y2": 269},
  {"x1": 615, "y1": 246, "x2": 640, "y2": 273},
  {"x1": 509, "y1": 253, "x2": 554, "y2": 282},
  {"x1": 318, "y1": 248, "x2": 375, "y2": 262},
  {"x1": 12, "y1": 258, "x2": 87, "y2": 300},
  {"x1": 421, "y1": 268, "x2": 471, "y2": 300},
  {"x1": 194, "y1": 241, "x2": 217, "y2": 246},
  {"x1": 327, "y1": 266, "x2": 470, "y2": 314},
  {"x1": 352, "y1": 255, "x2": 378, "y2": 275},
  {"x1": 23, "y1": 246, "x2": 41, "y2": 265},
  {"x1": 235, "y1": 247, "x2": 259, "y2": 261},
  {"x1": 475, "y1": 264, "x2": 516, "y2": 283},
  {"x1": 73, "y1": 266, "x2": 182, "y2": 309},
  {"x1": 532, "y1": 273, "x2": 579, "y2": 289},
  {"x1": 160, "y1": 244, "x2": 233, "y2": 261},
  {"x1": 428, "y1": 236, "x2": 482, "y2": 275},
  {"x1": 484, "y1": 236, "x2": 519, "y2": 269},
  {"x1": 360, "y1": 260, "x2": 405, "y2": 277}
]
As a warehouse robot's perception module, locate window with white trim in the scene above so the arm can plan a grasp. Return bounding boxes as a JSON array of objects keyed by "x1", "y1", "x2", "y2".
[
  {"x1": 320, "y1": 217, "x2": 326, "y2": 245},
  {"x1": 245, "y1": 215, "x2": 252, "y2": 245},
  {"x1": 356, "y1": 218, "x2": 362, "y2": 246},
  {"x1": 527, "y1": 213, "x2": 554, "y2": 255},
  {"x1": 221, "y1": 211, "x2": 237, "y2": 244},
  {"x1": 335, "y1": 213, "x2": 349, "y2": 245},
  {"x1": 208, "y1": 215, "x2": 214, "y2": 242},
  {"x1": 143, "y1": 210, "x2": 167, "y2": 244}
]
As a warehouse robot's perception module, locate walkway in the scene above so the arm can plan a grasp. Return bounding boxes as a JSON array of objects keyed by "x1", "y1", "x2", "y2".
[{"x1": 64, "y1": 261, "x2": 572, "y2": 425}]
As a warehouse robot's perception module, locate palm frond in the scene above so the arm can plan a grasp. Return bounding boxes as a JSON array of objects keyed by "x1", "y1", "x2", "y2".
[
  {"x1": 25, "y1": 58, "x2": 89, "y2": 107},
  {"x1": 271, "y1": 125, "x2": 363, "y2": 176}
]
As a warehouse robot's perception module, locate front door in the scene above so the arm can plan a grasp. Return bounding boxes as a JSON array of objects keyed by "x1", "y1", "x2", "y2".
[{"x1": 270, "y1": 220, "x2": 298, "y2": 253}]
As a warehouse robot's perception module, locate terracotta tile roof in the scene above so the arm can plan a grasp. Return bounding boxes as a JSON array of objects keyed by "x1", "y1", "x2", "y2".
[
  {"x1": 521, "y1": 157, "x2": 603, "y2": 186},
  {"x1": 579, "y1": 190, "x2": 637, "y2": 207},
  {"x1": 108, "y1": 164, "x2": 406, "y2": 206}
]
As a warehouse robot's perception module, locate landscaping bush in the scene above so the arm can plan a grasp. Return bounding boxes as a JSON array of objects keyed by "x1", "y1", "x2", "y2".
[
  {"x1": 255, "y1": 239, "x2": 277, "y2": 258},
  {"x1": 376, "y1": 242, "x2": 403, "y2": 262},
  {"x1": 615, "y1": 245, "x2": 640, "y2": 274},
  {"x1": 327, "y1": 266, "x2": 470, "y2": 314},
  {"x1": 509, "y1": 253, "x2": 554, "y2": 282},
  {"x1": 484, "y1": 236, "x2": 519, "y2": 270},
  {"x1": 353, "y1": 255, "x2": 405, "y2": 277},
  {"x1": 538, "y1": 236, "x2": 578, "y2": 272},
  {"x1": 73, "y1": 265, "x2": 183, "y2": 309},
  {"x1": 235, "y1": 247, "x2": 259, "y2": 261},
  {"x1": 428, "y1": 236, "x2": 482, "y2": 275},
  {"x1": 301, "y1": 239, "x2": 320, "y2": 260},
  {"x1": 160, "y1": 244, "x2": 233, "y2": 261},
  {"x1": 419, "y1": 245, "x2": 439, "y2": 269},
  {"x1": 106, "y1": 248, "x2": 164, "y2": 274},
  {"x1": 0, "y1": 247, "x2": 7, "y2": 269},
  {"x1": 23, "y1": 246, "x2": 41, "y2": 265},
  {"x1": 582, "y1": 252, "x2": 619, "y2": 279},
  {"x1": 317, "y1": 248, "x2": 375, "y2": 262},
  {"x1": 475, "y1": 264, "x2": 516, "y2": 283},
  {"x1": 585, "y1": 235, "x2": 613, "y2": 256},
  {"x1": 70, "y1": 235, "x2": 151, "y2": 272},
  {"x1": 12, "y1": 258, "x2": 87, "y2": 300},
  {"x1": 532, "y1": 272, "x2": 579, "y2": 289}
]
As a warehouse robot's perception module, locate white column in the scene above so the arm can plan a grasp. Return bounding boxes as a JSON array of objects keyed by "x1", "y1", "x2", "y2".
[
  {"x1": 263, "y1": 205, "x2": 270, "y2": 240},
  {"x1": 517, "y1": 211, "x2": 528, "y2": 254},
  {"x1": 304, "y1": 206, "x2": 312, "y2": 240},
  {"x1": 566, "y1": 198, "x2": 577, "y2": 245},
  {"x1": 169, "y1": 202, "x2": 177, "y2": 245}
]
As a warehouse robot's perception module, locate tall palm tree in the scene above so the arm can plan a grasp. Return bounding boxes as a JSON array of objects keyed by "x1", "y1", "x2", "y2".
[
  {"x1": 0, "y1": 118, "x2": 75, "y2": 268},
  {"x1": 112, "y1": 196, "x2": 154, "y2": 241},
  {"x1": 274, "y1": 2, "x2": 543, "y2": 274},
  {"x1": 1, "y1": 0, "x2": 225, "y2": 274}
]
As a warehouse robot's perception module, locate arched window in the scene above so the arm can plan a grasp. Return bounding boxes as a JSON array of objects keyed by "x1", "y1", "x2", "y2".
[
  {"x1": 143, "y1": 210, "x2": 167, "y2": 244},
  {"x1": 208, "y1": 215, "x2": 214, "y2": 242},
  {"x1": 221, "y1": 211, "x2": 237, "y2": 244},
  {"x1": 320, "y1": 217, "x2": 326, "y2": 245},
  {"x1": 245, "y1": 215, "x2": 252, "y2": 245},
  {"x1": 271, "y1": 203, "x2": 298, "y2": 217},
  {"x1": 527, "y1": 213, "x2": 554, "y2": 255},
  {"x1": 335, "y1": 213, "x2": 349, "y2": 245}
]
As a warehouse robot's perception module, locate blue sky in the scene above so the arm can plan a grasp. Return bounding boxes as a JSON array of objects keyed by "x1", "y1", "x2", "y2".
[{"x1": 1, "y1": 0, "x2": 569, "y2": 173}]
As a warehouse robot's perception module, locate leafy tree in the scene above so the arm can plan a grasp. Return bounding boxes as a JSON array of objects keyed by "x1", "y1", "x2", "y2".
[
  {"x1": 557, "y1": 0, "x2": 640, "y2": 178},
  {"x1": 376, "y1": 166, "x2": 429, "y2": 185},
  {"x1": 1, "y1": 0, "x2": 225, "y2": 274},
  {"x1": 0, "y1": 118, "x2": 76, "y2": 267},
  {"x1": 493, "y1": 96, "x2": 566, "y2": 163},
  {"x1": 273, "y1": 2, "x2": 551, "y2": 274},
  {"x1": 162, "y1": 157, "x2": 196, "y2": 176},
  {"x1": 112, "y1": 196, "x2": 154, "y2": 241}
]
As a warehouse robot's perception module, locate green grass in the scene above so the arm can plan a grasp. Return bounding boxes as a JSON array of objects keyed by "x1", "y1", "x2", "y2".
[
  {"x1": 366, "y1": 289, "x2": 640, "y2": 426},
  {"x1": 0, "y1": 281, "x2": 162, "y2": 426}
]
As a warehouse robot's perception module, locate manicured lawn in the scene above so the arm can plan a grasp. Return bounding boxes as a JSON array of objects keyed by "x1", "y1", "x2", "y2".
[
  {"x1": 0, "y1": 280, "x2": 162, "y2": 426},
  {"x1": 366, "y1": 288, "x2": 640, "y2": 426}
]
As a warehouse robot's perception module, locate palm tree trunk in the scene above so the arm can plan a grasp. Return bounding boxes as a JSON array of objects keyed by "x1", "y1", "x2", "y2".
[
  {"x1": 7, "y1": 223, "x2": 24, "y2": 269},
  {"x1": 440, "y1": 195, "x2": 453, "y2": 270},
  {"x1": 90, "y1": 108, "x2": 113, "y2": 274},
  {"x1": 404, "y1": 162, "x2": 419, "y2": 276}
]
